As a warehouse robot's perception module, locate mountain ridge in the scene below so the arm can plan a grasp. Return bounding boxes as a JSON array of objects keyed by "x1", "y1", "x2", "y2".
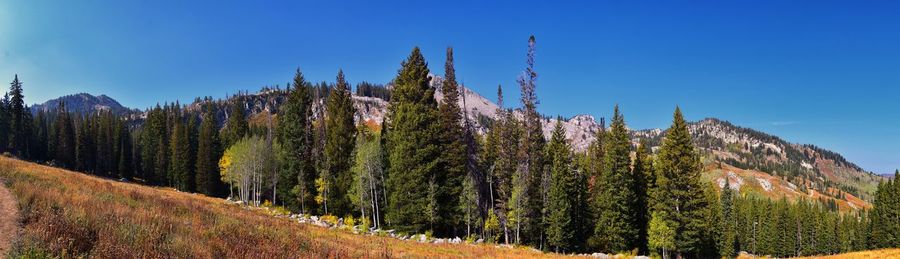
[
  {"x1": 35, "y1": 78, "x2": 883, "y2": 208},
  {"x1": 30, "y1": 93, "x2": 138, "y2": 116}
]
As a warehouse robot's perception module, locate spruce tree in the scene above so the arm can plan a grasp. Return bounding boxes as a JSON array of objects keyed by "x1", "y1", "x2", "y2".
[
  {"x1": 76, "y1": 114, "x2": 96, "y2": 173},
  {"x1": 31, "y1": 111, "x2": 50, "y2": 162},
  {"x1": 324, "y1": 69, "x2": 357, "y2": 217},
  {"x1": 651, "y1": 107, "x2": 710, "y2": 257},
  {"x1": 117, "y1": 120, "x2": 133, "y2": 179},
  {"x1": 869, "y1": 171, "x2": 899, "y2": 248},
  {"x1": 486, "y1": 85, "x2": 521, "y2": 244},
  {"x1": 384, "y1": 47, "x2": 442, "y2": 234},
  {"x1": 633, "y1": 138, "x2": 654, "y2": 254},
  {"x1": 545, "y1": 119, "x2": 589, "y2": 252},
  {"x1": 196, "y1": 103, "x2": 225, "y2": 197},
  {"x1": 169, "y1": 116, "x2": 194, "y2": 192},
  {"x1": 436, "y1": 47, "x2": 467, "y2": 236},
  {"x1": 594, "y1": 105, "x2": 639, "y2": 253},
  {"x1": 224, "y1": 97, "x2": 249, "y2": 147},
  {"x1": 719, "y1": 178, "x2": 737, "y2": 257},
  {"x1": 512, "y1": 35, "x2": 546, "y2": 246},
  {"x1": 277, "y1": 68, "x2": 316, "y2": 213},
  {"x1": 8, "y1": 75, "x2": 28, "y2": 155},
  {"x1": 54, "y1": 102, "x2": 76, "y2": 169}
]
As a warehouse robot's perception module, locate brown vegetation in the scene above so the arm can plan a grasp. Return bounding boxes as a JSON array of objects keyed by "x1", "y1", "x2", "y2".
[{"x1": 0, "y1": 156, "x2": 565, "y2": 258}]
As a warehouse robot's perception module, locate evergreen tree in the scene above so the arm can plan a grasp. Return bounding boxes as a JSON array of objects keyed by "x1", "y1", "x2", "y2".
[
  {"x1": 8, "y1": 75, "x2": 28, "y2": 155},
  {"x1": 324, "y1": 69, "x2": 357, "y2": 217},
  {"x1": 593, "y1": 105, "x2": 639, "y2": 253},
  {"x1": 141, "y1": 105, "x2": 168, "y2": 184},
  {"x1": 53, "y1": 102, "x2": 76, "y2": 169},
  {"x1": 31, "y1": 111, "x2": 50, "y2": 162},
  {"x1": 384, "y1": 47, "x2": 442, "y2": 234},
  {"x1": 485, "y1": 84, "x2": 521, "y2": 244},
  {"x1": 633, "y1": 137, "x2": 654, "y2": 254},
  {"x1": 76, "y1": 114, "x2": 96, "y2": 173},
  {"x1": 719, "y1": 178, "x2": 738, "y2": 257},
  {"x1": 277, "y1": 68, "x2": 316, "y2": 213},
  {"x1": 545, "y1": 120, "x2": 589, "y2": 253},
  {"x1": 869, "y1": 170, "x2": 899, "y2": 248},
  {"x1": 223, "y1": 97, "x2": 249, "y2": 147},
  {"x1": 196, "y1": 103, "x2": 225, "y2": 197},
  {"x1": 436, "y1": 47, "x2": 467, "y2": 236},
  {"x1": 651, "y1": 107, "x2": 710, "y2": 257},
  {"x1": 512, "y1": 35, "x2": 546, "y2": 246},
  {"x1": 117, "y1": 119, "x2": 133, "y2": 179},
  {"x1": 169, "y1": 115, "x2": 194, "y2": 192}
]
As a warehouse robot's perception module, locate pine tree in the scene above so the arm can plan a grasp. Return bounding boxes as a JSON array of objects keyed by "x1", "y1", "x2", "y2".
[
  {"x1": 594, "y1": 105, "x2": 639, "y2": 253},
  {"x1": 869, "y1": 170, "x2": 899, "y2": 248},
  {"x1": 651, "y1": 107, "x2": 710, "y2": 257},
  {"x1": 223, "y1": 97, "x2": 249, "y2": 147},
  {"x1": 117, "y1": 119, "x2": 133, "y2": 179},
  {"x1": 485, "y1": 84, "x2": 521, "y2": 244},
  {"x1": 384, "y1": 47, "x2": 442, "y2": 234},
  {"x1": 324, "y1": 69, "x2": 357, "y2": 217},
  {"x1": 169, "y1": 115, "x2": 194, "y2": 192},
  {"x1": 141, "y1": 105, "x2": 168, "y2": 184},
  {"x1": 277, "y1": 68, "x2": 316, "y2": 213},
  {"x1": 436, "y1": 47, "x2": 467, "y2": 236},
  {"x1": 8, "y1": 75, "x2": 28, "y2": 155},
  {"x1": 545, "y1": 119, "x2": 589, "y2": 252},
  {"x1": 633, "y1": 138, "x2": 654, "y2": 254},
  {"x1": 54, "y1": 102, "x2": 76, "y2": 169},
  {"x1": 719, "y1": 178, "x2": 737, "y2": 257},
  {"x1": 31, "y1": 111, "x2": 50, "y2": 162},
  {"x1": 196, "y1": 103, "x2": 225, "y2": 197},
  {"x1": 512, "y1": 35, "x2": 546, "y2": 246},
  {"x1": 76, "y1": 114, "x2": 96, "y2": 173}
]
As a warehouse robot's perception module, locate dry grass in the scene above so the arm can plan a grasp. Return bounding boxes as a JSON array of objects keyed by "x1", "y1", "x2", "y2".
[
  {"x1": 791, "y1": 249, "x2": 900, "y2": 259},
  {"x1": 0, "y1": 157, "x2": 568, "y2": 258}
]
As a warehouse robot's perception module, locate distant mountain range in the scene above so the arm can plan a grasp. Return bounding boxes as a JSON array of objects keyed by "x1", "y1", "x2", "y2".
[
  {"x1": 36, "y1": 78, "x2": 885, "y2": 210},
  {"x1": 31, "y1": 93, "x2": 138, "y2": 116}
]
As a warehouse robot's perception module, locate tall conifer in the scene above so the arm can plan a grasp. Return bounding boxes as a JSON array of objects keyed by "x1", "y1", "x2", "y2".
[
  {"x1": 384, "y1": 47, "x2": 442, "y2": 233},
  {"x1": 324, "y1": 69, "x2": 357, "y2": 216},
  {"x1": 594, "y1": 105, "x2": 639, "y2": 252},
  {"x1": 437, "y1": 47, "x2": 467, "y2": 236},
  {"x1": 278, "y1": 68, "x2": 316, "y2": 213},
  {"x1": 652, "y1": 107, "x2": 710, "y2": 257}
]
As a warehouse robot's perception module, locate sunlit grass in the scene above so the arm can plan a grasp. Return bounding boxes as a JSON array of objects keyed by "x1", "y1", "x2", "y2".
[{"x1": 0, "y1": 157, "x2": 567, "y2": 258}]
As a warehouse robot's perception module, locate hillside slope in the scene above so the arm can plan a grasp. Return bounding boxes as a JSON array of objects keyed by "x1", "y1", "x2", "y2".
[
  {"x1": 39, "y1": 76, "x2": 881, "y2": 208},
  {"x1": 0, "y1": 157, "x2": 566, "y2": 258},
  {"x1": 31, "y1": 93, "x2": 138, "y2": 116},
  {"x1": 198, "y1": 82, "x2": 877, "y2": 207}
]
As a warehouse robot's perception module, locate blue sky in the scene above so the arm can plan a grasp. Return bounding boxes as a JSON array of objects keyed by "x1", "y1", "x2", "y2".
[{"x1": 2, "y1": 1, "x2": 898, "y2": 173}]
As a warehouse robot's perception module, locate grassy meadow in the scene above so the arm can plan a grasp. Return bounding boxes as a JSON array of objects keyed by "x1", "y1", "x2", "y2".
[{"x1": 0, "y1": 156, "x2": 564, "y2": 258}]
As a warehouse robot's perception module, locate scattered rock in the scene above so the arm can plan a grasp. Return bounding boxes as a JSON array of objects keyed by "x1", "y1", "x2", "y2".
[{"x1": 756, "y1": 177, "x2": 773, "y2": 192}]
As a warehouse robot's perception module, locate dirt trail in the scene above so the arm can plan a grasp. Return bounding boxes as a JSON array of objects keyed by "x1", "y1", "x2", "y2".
[{"x1": 0, "y1": 183, "x2": 18, "y2": 255}]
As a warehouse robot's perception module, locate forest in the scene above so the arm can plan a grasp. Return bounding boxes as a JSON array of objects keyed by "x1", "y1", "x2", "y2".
[{"x1": 1, "y1": 36, "x2": 899, "y2": 258}]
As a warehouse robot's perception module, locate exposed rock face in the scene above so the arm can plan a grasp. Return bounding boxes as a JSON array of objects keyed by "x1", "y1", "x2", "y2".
[
  {"x1": 41, "y1": 76, "x2": 880, "y2": 203},
  {"x1": 31, "y1": 93, "x2": 138, "y2": 116}
]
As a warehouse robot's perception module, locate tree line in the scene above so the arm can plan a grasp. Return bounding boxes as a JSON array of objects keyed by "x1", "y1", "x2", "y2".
[{"x1": 2, "y1": 36, "x2": 899, "y2": 257}]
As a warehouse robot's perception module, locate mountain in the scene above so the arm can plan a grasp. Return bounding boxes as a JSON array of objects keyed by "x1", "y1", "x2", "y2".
[
  {"x1": 31, "y1": 93, "x2": 138, "y2": 116},
  {"x1": 47, "y1": 76, "x2": 879, "y2": 210}
]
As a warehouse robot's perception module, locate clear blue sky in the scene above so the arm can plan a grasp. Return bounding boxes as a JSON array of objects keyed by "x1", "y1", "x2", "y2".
[{"x1": 2, "y1": 1, "x2": 898, "y2": 173}]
